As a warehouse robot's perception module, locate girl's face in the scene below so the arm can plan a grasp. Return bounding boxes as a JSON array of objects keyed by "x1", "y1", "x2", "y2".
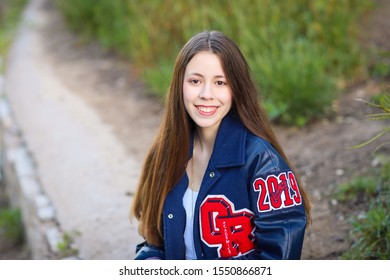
[{"x1": 183, "y1": 51, "x2": 233, "y2": 133}]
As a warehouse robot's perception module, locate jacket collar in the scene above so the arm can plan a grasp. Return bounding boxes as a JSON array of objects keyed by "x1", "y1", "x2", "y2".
[{"x1": 191, "y1": 112, "x2": 247, "y2": 169}]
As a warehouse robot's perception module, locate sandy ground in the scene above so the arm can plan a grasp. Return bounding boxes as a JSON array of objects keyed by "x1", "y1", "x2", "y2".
[{"x1": 1, "y1": 0, "x2": 389, "y2": 259}]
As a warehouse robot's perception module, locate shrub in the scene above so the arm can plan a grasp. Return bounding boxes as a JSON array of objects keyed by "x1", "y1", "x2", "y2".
[
  {"x1": 0, "y1": 208, "x2": 24, "y2": 247},
  {"x1": 352, "y1": 92, "x2": 390, "y2": 150},
  {"x1": 0, "y1": 0, "x2": 29, "y2": 69},
  {"x1": 335, "y1": 176, "x2": 378, "y2": 202},
  {"x1": 341, "y1": 195, "x2": 390, "y2": 259},
  {"x1": 56, "y1": 0, "x2": 372, "y2": 126},
  {"x1": 338, "y1": 93, "x2": 390, "y2": 259}
]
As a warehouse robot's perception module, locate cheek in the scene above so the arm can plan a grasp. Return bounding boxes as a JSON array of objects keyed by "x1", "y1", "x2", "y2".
[
  {"x1": 221, "y1": 90, "x2": 233, "y2": 108},
  {"x1": 182, "y1": 82, "x2": 189, "y2": 100},
  {"x1": 183, "y1": 83, "x2": 194, "y2": 112},
  {"x1": 183, "y1": 83, "x2": 197, "y2": 103}
]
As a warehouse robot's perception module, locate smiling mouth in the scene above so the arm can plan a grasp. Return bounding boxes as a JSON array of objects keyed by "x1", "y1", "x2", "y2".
[{"x1": 196, "y1": 106, "x2": 218, "y2": 115}]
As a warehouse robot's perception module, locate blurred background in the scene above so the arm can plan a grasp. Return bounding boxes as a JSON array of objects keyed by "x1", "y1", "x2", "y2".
[{"x1": 0, "y1": 0, "x2": 389, "y2": 260}]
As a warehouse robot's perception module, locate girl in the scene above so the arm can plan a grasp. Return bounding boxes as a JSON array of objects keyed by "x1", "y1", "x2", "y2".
[{"x1": 131, "y1": 30, "x2": 311, "y2": 260}]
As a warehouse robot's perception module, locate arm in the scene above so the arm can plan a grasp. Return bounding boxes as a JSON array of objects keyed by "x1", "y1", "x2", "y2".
[
  {"x1": 232, "y1": 139, "x2": 307, "y2": 260},
  {"x1": 134, "y1": 241, "x2": 165, "y2": 260}
]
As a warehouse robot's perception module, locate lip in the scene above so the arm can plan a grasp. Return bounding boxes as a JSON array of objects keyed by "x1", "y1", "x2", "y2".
[{"x1": 195, "y1": 105, "x2": 218, "y2": 116}]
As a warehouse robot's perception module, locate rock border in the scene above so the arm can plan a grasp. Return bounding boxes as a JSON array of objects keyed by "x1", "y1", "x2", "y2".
[{"x1": 0, "y1": 74, "x2": 79, "y2": 259}]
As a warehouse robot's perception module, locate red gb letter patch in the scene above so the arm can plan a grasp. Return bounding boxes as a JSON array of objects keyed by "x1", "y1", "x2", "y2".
[
  {"x1": 252, "y1": 171, "x2": 302, "y2": 212},
  {"x1": 200, "y1": 195, "x2": 255, "y2": 258}
]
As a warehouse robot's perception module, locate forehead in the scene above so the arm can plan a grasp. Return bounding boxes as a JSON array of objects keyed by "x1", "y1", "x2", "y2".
[{"x1": 185, "y1": 51, "x2": 225, "y2": 75}]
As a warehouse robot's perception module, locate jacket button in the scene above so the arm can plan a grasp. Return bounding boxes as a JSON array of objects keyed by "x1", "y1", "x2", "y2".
[
  {"x1": 209, "y1": 172, "x2": 215, "y2": 178},
  {"x1": 168, "y1": 214, "x2": 173, "y2": 219}
]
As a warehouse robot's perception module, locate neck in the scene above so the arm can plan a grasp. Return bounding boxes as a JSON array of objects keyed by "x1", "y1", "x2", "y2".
[{"x1": 195, "y1": 125, "x2": 218, "y2": 154}]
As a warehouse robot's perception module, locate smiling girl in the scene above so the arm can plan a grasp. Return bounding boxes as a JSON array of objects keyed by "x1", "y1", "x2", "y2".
[{"x1": 131, "y1": 30, "x2": 311, "y2": 260}]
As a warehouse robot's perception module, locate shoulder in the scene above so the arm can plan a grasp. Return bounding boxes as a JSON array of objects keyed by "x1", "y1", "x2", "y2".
[
  {"x1": 244, "y1": 132, "x2": 304, "y2": 215},
  {"x1": 244, "y1": 132, "x2": 291, "y2": 175}
]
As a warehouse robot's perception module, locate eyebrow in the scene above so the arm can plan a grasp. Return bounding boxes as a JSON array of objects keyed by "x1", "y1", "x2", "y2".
[{"x1": 185, "y1": 72, "x2": 226, "y2": 79}]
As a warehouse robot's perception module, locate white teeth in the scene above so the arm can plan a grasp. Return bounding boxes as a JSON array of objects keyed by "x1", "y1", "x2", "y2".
[{"x1": 197, "y1": 106, "x2": 216, "y2": 113}]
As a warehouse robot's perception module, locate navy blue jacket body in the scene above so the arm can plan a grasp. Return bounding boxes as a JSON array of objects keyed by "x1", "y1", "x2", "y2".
[{"x1": 135, "y1": 113, "x2": 307, "y2": 260}]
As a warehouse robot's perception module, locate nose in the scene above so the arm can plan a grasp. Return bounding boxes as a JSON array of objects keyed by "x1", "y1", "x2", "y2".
[{"x1": 199, "y1": 83, "x2": 214, "y2": 99}]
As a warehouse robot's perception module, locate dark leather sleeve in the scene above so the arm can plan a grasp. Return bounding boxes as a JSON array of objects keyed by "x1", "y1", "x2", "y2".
[
  {"x1": 232, "y1": 136, "x2": 307, "y2": 260},
  {"x1": 134, "y1": 241, "x2": 166, "y2": 260}
]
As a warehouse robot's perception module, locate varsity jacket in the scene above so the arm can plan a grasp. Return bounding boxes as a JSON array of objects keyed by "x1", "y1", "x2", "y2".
[{"x1": 135, "y1": 113, "x2": 307, "y2": 260}]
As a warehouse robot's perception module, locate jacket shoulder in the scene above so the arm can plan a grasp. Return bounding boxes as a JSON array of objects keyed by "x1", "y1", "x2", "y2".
[{"x1": 244, "y1": 133, "x2": 291, "y2": 176}]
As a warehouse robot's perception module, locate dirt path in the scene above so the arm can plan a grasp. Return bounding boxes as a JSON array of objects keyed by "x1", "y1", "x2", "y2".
[
  {"x1": 42, "y1": 0, "x2": 390, "y2": 259},
  {"x1": 4, "y1": 0, "x2": 145, "y2": 259},
  {"x1": 38, "y1": 1, "x2": 163, "y2": 164},
  {"x1": 4, "y1": 0, "x2": 390, "y2": 259}
]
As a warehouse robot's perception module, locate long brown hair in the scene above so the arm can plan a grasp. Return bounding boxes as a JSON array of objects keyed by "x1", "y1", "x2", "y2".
[{"x1": 131, "y1": 30, "x2": 311, "y2": 247}]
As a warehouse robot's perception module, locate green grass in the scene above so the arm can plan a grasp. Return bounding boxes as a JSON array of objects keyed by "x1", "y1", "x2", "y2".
[
  {"x1": 340, "y1": 195, "x2": 390, "y2": 259},
  {"x1": 351, "y1": 92, "x2": 390, "y2": 150},
  {"x1": 335, "y1": 157, "x2": 390, "y2": 259},
  {"x1": 337, "y1": 89, "x2": 390, "y2": 260},
  {"x1": 56, "y1": 0, "x2": 373, "y2": 126},
  {"x1": 335, "y1": 176, "x2": 379, "y2": 202},
  {"x1": 56, "y1": 230, "x2": 80, "y2": 258},
  {"x1": 0, "y1": 208, "x2": 24, "y2": 246},
  {"x1": 0, "y1": 0, "x2": 28, "y2": 250},
  {"x1": 0, "y1": 0, "x2": 29, "y2": 64}
]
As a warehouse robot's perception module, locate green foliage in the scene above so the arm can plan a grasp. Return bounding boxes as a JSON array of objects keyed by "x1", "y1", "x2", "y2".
[
  {"x1": 258, "y1": 38, "x2": 336, "y2": 125},
  {"x1": 0, "y1": 0, "x2": 28, "y2": 60},
  {"x1": 341, "y1": 195, "x2": 390, "y2": 259},
  {"x1": 335, "y1": 176, "x2": 378, "y2": 202},
  {"x1": 0, "y1": 208, "x2": 24, "y2": 246},
  {"x1": 56, "y1": 230, "x2": 80, "y2": 258},
  {"x1": 337, "y1": 158, "x2": 390, "y2": 259},
  {"x1": 0, "y1": 0, "x2": 29, "y2": 248},
  {"x1": 370, "y1": 51, "x2": 390, "y2": 79},
  {"x1": 56, "y1": 0, "x2": 372, "y2": 126},
  {"x1": 339, "y1": 87, "x2": 390, "y2": 259},
  {"x1": 351, "y1": 92, "x2": 390, "y2": 150},
  {"x1": 334, "y1": 154, "x2": 390, "y2": 202}
]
